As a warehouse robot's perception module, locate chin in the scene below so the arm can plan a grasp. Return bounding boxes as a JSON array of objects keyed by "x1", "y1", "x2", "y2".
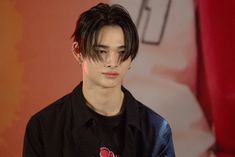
[{"x1": 99, "y1": 80, "x2": 121, "y2": 89}]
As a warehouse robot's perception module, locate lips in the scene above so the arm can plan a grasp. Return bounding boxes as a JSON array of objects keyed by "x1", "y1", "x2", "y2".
[{"x1": 102, "y1": 72, "x2": 119, "y2": 78}]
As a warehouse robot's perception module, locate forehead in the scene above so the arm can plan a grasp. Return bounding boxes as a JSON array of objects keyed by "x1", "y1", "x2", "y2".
[{"x1": 96, "y1": 25, "x2": 125, "y2": 48}]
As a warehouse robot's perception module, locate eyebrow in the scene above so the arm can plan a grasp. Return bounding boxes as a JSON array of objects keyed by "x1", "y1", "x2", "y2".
[{"x1": 94, "y1": 44, "x2": 125, "y2": 49}]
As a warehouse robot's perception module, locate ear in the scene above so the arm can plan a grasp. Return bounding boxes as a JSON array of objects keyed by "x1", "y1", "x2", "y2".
[{"x1": 72, "y1": 42, "x2": 83, "y2": 64}]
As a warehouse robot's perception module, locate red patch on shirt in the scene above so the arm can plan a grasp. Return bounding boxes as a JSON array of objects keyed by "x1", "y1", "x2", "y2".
[{"x1": 99, "y1": 147, "x2": 120, "y2": 157}]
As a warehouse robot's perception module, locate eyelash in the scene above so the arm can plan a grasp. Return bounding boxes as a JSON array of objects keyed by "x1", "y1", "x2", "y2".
[
  {"x1": 99, "y1": 50, "x2": 107, "y2": 53},
  {"x1": 96, "y1": 50, "x2": 107, "y2": 54},
  {"x1": 119, "y1": 51, "x2": 125, "y2": 54},
  {"x1": 96, "y1": 50, "x2": 125, "y2": 55}
]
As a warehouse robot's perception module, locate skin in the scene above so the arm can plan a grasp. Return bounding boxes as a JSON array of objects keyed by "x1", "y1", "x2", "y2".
[{"x1": 72, "y1": 25, "x2": 132, "y2": 116}]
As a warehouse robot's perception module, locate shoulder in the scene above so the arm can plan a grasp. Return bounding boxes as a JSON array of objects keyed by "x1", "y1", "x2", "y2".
[
  {"x1": 136, "y1": 101, "x2": 174, "y2": 156},
  {"x1": 123, "y1": 87, "x2": 175, "y2": 155},
  {"x1": 137, "y1": 101, "x2": 171, "y2": 133},
  {"x1": 123, "y1": 86, "x2": 170, "y2": 131},
  {"x1": 26, "y1": 93, "x2": 72, "y2": 132}
]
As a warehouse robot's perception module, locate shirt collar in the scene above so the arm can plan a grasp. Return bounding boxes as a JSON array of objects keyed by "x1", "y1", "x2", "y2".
[
  {"x1": 71, "y1": 82, "x2": 141, "y2": 130},
  {"x1": 121, "y1": 86, "x2": 141, "y2": 130},
  {"x1": 71, "y1": 82, "x2": 92, "y2": 129}
]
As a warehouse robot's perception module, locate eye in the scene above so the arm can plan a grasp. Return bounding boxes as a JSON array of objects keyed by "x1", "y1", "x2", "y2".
[
  {"x1": 98, "y1": 50, "x2": 107, "y2": 54},
  {"x1": 119, "y1": 50, "x2": 125, "y2": 54}
]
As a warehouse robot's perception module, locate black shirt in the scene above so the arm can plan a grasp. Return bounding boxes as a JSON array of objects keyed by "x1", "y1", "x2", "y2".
[
  {"x1": 23, "y1": 82, "x2": 175, "y2": 157},
  {"x1": 88, "y1": 106, "x2": 125, "y2": 156}
]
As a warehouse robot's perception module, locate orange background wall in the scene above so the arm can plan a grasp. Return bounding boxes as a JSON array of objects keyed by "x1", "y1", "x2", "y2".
[
  {"x1": 0, "y1": 0, "x2": 108, "y2": 156},
  {"x1": 2, "y1": 0, "x2": 234, "y2": 156}
]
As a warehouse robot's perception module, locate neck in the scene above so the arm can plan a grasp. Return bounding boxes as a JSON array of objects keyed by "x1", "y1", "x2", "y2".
[{"x1": 82, "y1": 81, "x2": 124, "y2": 116}]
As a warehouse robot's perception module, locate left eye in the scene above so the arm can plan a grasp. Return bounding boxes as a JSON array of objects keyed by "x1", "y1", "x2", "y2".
[
  {"x1": 119, "y1": 51, "x2": 125, "y2": 54},
  {"x1": 99, "y1": 50, "x2": 107, "y2": 54}
]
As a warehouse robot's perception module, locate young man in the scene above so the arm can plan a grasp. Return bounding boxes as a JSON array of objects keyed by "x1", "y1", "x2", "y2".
[{"x1": 23, "y1": 3, "x2": 175, "y2": 157}]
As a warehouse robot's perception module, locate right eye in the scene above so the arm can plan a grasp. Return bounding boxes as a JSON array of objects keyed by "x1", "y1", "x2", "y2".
[
  {"x1": 98, "y1": 50, "x2": 107, "y2": 54},
  {"x1": 95, "y1": 49, "x2": 107, "y2": 54}
]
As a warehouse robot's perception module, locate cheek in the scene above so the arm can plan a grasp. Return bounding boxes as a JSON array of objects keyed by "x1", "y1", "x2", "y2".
[
  {"x1": 82, "y1": 63, "x2": 89, "y2": 75},
  {"x1": 121, "y1": 63, "x2": 131, "y2": 74},
  {"x1": 124, "y1": 60, "x2": 131, "y2": 69},
  {"x1": 82, "y1": 62, "x2": 100, "y2": 76}
]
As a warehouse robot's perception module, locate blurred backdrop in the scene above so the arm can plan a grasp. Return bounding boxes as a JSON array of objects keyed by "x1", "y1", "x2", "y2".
[{"x1": 0, "y1": 0, "x2": 234, "y2": 156}]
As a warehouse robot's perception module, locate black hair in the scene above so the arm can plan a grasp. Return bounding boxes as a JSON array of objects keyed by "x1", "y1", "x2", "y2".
[{"x1": 72, "y1": 3, "x2": 139, "y2": 62}]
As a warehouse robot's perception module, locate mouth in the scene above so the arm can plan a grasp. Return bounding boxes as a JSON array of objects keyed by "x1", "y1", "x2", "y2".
[{"x1": 102, "y1": 72, "x2": 119, "y2": 78}]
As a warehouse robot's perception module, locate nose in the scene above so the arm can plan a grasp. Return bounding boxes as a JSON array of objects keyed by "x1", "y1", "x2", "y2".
[{"x1": 104, "y1": 51, "x2": 120, "y2": 68}]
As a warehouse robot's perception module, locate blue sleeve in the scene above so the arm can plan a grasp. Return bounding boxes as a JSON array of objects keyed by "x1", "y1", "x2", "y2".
[
  {"x1": 151, "y1": 119, "x2": 175, "y2": 157},
  {"x1": 158, "y1": 123, "x2": 175, "y2": 157}
]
